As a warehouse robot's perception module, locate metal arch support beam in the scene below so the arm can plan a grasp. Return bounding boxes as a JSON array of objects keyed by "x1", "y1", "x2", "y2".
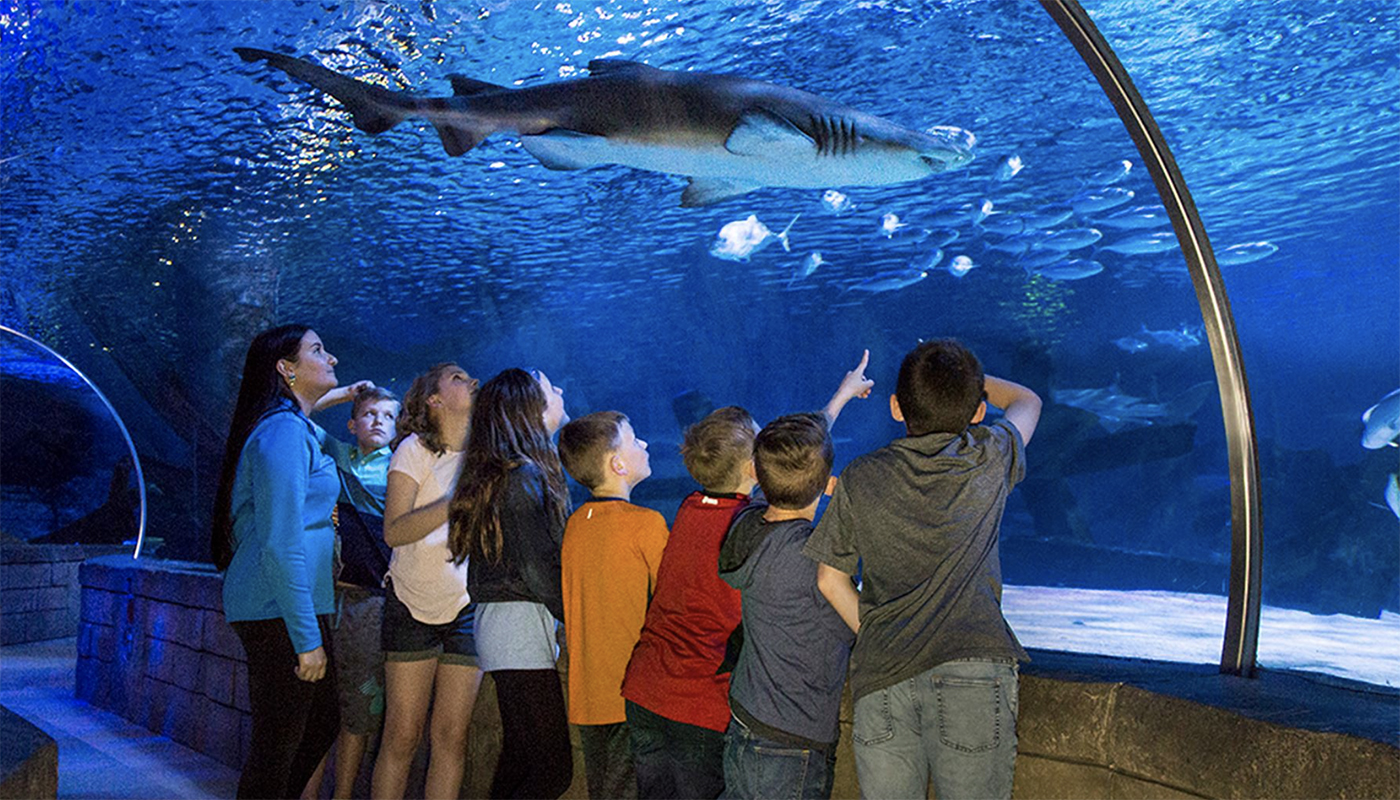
[
  {"x1": 1037, "y1": 0, "x2": 1264, "y2": 676},
  {"x1": 0, "y1": 325, "x2": 150, "y2": 560}
]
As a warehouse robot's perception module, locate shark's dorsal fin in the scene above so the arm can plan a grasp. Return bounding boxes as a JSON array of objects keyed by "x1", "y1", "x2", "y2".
[
  {"x1": 447, "y1": 74, "x2": 507, "y2": 96},
  {"x1": 725, "y1": 109, "x2": 815, "y2": 156},
  {"x1": 587, "y1": 59, "x2": 663, "y2": 78},
  {"x1": 681, "y1": 178, "x2": 762, "y2": 208}
]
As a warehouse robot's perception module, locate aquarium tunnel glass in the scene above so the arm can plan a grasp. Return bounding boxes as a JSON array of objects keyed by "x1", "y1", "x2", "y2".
[{"x1": 1, "y1": 0, "x2": 1395, "y2": 687}]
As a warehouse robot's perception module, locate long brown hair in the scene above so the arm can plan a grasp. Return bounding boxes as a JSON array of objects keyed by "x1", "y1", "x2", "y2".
[
  {"x1": 397, "y1": 362, "x2": 461, "y2": 456},
  {"x1": 211, "y1": 323, "x2": 310, "y2": 570},
  {"x1": 448, "y1": 368, "x2": 569, "y2": 565}
]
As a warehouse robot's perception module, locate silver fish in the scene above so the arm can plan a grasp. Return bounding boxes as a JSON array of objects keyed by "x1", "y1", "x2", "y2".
[
  {"x1": 1086, "y1": 159, "x2": 1132, "y2": 186},
  {"x1": 234, "y1": 49, "x2": 976, "y2": 207},
  {"x1": 1216, "y1": 241, "x2": 1278, "y2": 265},
  {"x1": 1100, "y1": 231, "x2": 1179, "y2": 255},
  {"x1": 946, "y1": 254, "x2": 976, "y2": 277},
  {"x1": 711, "y1": 213, "x2": 799, "y2": 261},
  {"x1": 1038, "y1": 227, "x2": 1103, "y2": 251},
  {"x1": 992, "y1": 154, "x2": 1025, "y2": 182},
  {"x1": 1071, "y1": 187, "x2": 1135, "y2": 215},
  {"x1": 979, "y1": 212, "x2": 1025, "y2": 237},
  {"x1": 821, "y1": 189, "x2": 855, "y2": 215},
  {"x1": 1096, "y1": 204, "x2": 1170, "y2": 230},
  {"x1": 1362, "y1": 388, "x2": 1400, "y2": 449},
  {"x1": 851, "y1": 267, "x2": 928, "y2": 293},
  {"x1": 1021, "y1": 205, "x2": 1075, "y2": 230},
  {"x1": 1033, "y1": 259, "x2": 1103, "y2": 280}
]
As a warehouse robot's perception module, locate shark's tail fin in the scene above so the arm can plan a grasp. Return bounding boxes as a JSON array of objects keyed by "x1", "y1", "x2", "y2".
[{"x1": 235, "y1": 48, "x2": 489, "y2": 157}]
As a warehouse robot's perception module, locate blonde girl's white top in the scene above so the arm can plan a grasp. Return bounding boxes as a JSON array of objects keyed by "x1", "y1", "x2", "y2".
[{"x1": 386, "y1": 434, "x2": 471, "y2": 624}]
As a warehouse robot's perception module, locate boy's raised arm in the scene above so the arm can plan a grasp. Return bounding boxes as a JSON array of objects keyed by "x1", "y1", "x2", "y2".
[
  {"x1": 822, "y1": 349, "x2": 875, "y2": 429},
  {"x1": 984, "y1": 375, "x2": 1043, "y2": 446}
]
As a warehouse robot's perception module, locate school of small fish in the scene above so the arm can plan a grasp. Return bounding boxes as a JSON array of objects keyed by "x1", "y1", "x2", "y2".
[{"x1": 705, "y1": 154, "x2": 1278, "y2": 299}]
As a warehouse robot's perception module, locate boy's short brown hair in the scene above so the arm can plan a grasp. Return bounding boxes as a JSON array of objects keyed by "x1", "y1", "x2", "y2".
[
  {"x1": 351, "y1": 385, "x2": 399, "y2": 418},
  {"x1": 680, "y1": 406, "x2": 757, "y2": 491},
  {"x1": 896, "y1": 338, "x2": 985, "y2": 436},
  {"x1": 754, "y1": 412, "x2": 833, "y2": 510},
  {"x1": 559, "y1": 411, "x2": 627, "y2": 490}
]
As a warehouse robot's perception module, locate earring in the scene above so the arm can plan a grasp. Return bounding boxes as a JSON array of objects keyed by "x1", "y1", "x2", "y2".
[{"x1": 287, "y1": 372, "x2": 297, "y2": 387}]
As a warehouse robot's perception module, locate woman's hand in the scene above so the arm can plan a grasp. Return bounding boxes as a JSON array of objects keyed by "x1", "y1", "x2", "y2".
[{"x1": 295, "y1": 646, "x2": 328, "y2": 682}]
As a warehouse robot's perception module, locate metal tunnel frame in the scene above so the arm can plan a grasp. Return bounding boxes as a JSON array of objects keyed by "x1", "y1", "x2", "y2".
[
  {"x1": 1, "y1": 324, "x2": 150, "y2": 561},
  {"x1": 1038, "y1": 0, "x2": 1264, "y2": 676}
]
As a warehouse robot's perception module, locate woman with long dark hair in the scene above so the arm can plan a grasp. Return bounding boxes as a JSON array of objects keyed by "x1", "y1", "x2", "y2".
[
  {"x1": 212, "y1": 324, "x2": 343, "y2": 799},
  {"x1": 371, "y1": 362, "x2": 483, "y2": 800},
  {"x1": 449, "y1": 368, "x2": 574, "y2": 799}
]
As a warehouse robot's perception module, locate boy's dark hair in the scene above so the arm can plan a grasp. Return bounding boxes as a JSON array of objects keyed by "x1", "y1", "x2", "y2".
[
  {"x1": 753, "y1": 412, "x2": 833, "y2": 510},
  {"x1": 680, "y1": 406, "x2": 757, "y2": 491},
  {"x1": 558, "y1": 411, "x2": 627, "y2": 490},
  {"x1": 896, "y1": 339, "x2": 985, "y2": 436},
  {"x1": 351, "y1": 385, "x2": 400, "y2": 418}
]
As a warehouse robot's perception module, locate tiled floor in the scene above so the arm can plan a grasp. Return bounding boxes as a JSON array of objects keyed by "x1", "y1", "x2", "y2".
[{"x1": 1, "y1": 638, "x2": 238, "y2": 799}]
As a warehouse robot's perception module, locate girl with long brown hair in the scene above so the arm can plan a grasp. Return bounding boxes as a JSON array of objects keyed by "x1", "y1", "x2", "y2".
[{"x1": 449, "y1": 367, "x2": 573, "y2": 799}]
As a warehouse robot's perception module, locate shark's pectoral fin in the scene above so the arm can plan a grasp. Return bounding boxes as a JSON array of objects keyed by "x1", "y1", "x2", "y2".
[
  {"x1": 680, "y1": 178, "x2": 763, "y2": 208},
  {"x1": 434, "y1": 122, "x2": 486, "y2": 157},
  {"x1": 520, "y1": 129, "x2": 605, "y2": 170},
  {"x1": 725, "y1": 110, "x2": 816, "y2": 157},
  {"x1": 587, "y1": 59, "x2": 665, "y2": 78},
  {"x1": 446, "y1": 74, "x2": 508, "y2": 96}
]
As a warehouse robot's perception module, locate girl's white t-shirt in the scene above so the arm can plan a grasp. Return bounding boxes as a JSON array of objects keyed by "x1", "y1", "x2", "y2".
[{"x1": 386, "y1": 433, "x2": 471, "y2": 624}]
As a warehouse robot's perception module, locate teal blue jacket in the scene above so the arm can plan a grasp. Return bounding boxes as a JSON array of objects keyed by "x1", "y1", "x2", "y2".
[{"x1": 222, "y1": 401, "x2": 339, "y2": 653}]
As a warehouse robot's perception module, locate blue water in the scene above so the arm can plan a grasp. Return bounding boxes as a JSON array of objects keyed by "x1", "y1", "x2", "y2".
[{"x1": 2, "y1": 0, "x2": 1396, "y2": 682}]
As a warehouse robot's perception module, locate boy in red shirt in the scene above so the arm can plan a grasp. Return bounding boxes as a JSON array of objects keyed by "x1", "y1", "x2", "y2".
[
  {"x1": 560, "y1": 411, "x2": 670, "y2": 798},
  {"x1": 620, "y1": 353, "x2": 873, "y2": 798}
]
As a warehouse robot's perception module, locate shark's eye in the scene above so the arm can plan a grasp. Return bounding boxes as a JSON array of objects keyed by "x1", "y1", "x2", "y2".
[{"x1": 920, "y1": 154, "x2": 943, "y2": 170}]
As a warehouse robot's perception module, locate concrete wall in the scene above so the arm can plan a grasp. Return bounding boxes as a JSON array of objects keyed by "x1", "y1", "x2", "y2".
[{"x1": 1, "y1": 544, "x2": 84, "y2": 646}]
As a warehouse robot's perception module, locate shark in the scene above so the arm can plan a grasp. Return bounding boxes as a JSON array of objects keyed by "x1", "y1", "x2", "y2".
[
  {"x1": 234, "y1": 48, "x2": 975, "y2": 207},
  {"x1": 1053, "y1": 380, "x2": 1215, "y2": 433}
]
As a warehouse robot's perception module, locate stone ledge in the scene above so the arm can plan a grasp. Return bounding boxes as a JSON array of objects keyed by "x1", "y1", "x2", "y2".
[{"x1": 0, "y1": 704, "x2": 57, "y2": 800}]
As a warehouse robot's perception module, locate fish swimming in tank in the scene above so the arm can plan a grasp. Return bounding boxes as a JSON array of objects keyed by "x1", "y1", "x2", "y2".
[
  {"x1": 1385, "y1": 474, "x2": 1399, "y2": 519},
  {"x1": 1360, "y1": 388, "x2": 1400, "y2": 449},
  {"x1": 793, "y1": 251, "x2": 825, "y2": 282},
  {"x1": 1113, "y1": 336, "x2": 1150, "y2": 354},
  {"x1": 1070, "y1": 187, "x2": 1135, "y2": 215},
  {"x1": 1085, "y1": 159, "x2": 1133, "y2": 186},
  {"x1": 1099, "y1": 231, "x2": 1179, "y2": 255},
  {"x1": 710, "y1": 214, "x2": 799, "y2": 262},
  {"x1": 991, "y1": 154, "x2": 1025, "y2": 182},
  {"x1": 820, "y1": 189, "x2": 855, "y2": 215},
  {"x1": 1215, "y1": 241, "x2": 1279, "y2": 266},
  {"x1": 849, "y1": 267, "x2": 929, "y2": 293},
  {"x1": 1031, "y1": 259, "x2": 1103, "y2": 281},
  {"x1": 1053, "y1": 380, "x2": 1214, "y2": 434},
  {"x1": 878, "y1": 212, "x2": 907, "y2": 238},
  {"x1": 1139, "y1": 324, "x2": 1203, "y2": 351},
  {"x1": 233, "y1": 49, "x2": 976, "y2": 207},
  {"x1": 946, "y1": 255, "x2": 976, "y2": 278}
]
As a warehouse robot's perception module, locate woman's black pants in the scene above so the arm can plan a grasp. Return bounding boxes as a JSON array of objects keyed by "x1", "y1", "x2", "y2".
[{"x1": 231, "y1": 616, "x2": 339, "y2": 799}]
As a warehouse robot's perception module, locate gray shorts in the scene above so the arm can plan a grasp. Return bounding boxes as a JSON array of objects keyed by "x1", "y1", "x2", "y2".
[
  {"x1": 332, "y1": 585, "x2": 385, "y2": 736},
  {"x1": 474, "y1": 601, "x2": 559, "y2": 672}
]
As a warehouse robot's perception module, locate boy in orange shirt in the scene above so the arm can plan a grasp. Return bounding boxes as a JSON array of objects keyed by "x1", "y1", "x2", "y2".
[{"x1": 559, "y1": 411, "x2": 670, "y2": 799}]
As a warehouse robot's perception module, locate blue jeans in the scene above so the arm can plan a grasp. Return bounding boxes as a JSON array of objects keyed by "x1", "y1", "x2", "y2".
[
  {"x1": 852, "y1": 659, "x2": 1018, "y2": 800},
  {"x1": 627, "y1": 701, "x2": 725, "y2": 799},
  {"x1": 721, "y1": 716, "x2": 836, "y2": 800}
]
